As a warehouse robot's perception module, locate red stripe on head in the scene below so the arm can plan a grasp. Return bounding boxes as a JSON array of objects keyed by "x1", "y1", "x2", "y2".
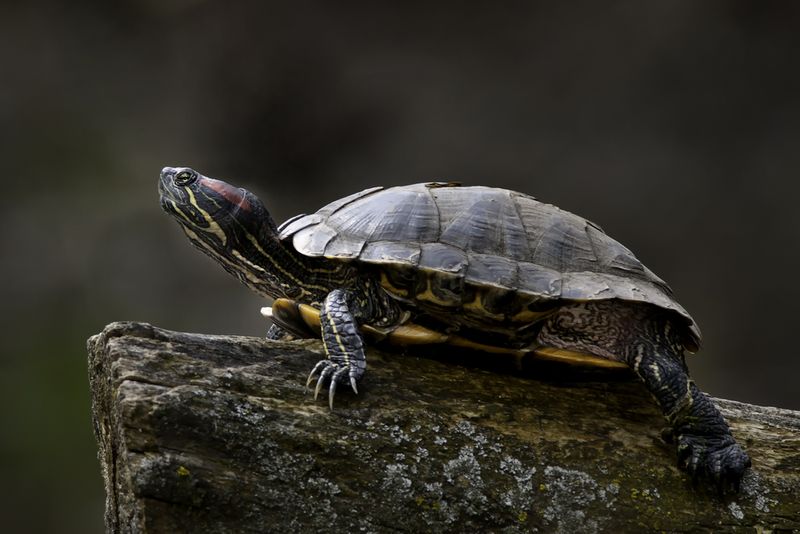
[{"x1": 200, "y1": 177, "x2": 252, "y2": 212}]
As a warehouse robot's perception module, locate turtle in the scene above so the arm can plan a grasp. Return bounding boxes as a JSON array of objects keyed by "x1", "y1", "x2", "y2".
[{"x1": 158, "y1": 166, "x2": 750, "y2": 489}]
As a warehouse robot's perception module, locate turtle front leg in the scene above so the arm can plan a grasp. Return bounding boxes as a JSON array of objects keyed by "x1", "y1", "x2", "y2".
[
  {"x1": 630, "y1": 347, "x2": 751, "y2": 490},
  {"x1": 307, "y1": 289, "x2": 367, "y2": 409}
]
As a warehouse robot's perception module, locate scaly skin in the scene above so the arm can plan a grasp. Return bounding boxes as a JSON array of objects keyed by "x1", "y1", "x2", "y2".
[
  {"x1": 307, "y1": 289, "x2": 368, "y2": 409},
  {"x1": 538, "y1": 300, "x2": 750, "y2": 490},
  {"x1": 265, "y1": 324, "x2": 294, "y2": 341}
]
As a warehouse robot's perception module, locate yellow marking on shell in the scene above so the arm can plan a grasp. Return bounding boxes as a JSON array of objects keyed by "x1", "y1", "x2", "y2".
[
  {"x1": 508, "y1": 307, "x2": 556, "y2": 324},
  {"x1": 275, "y1": 299, "x2": 627, "y2": 368},
  {"x1": 533, "y1": 347, "x2": 627, "y2": 369},
  {"x1": 186, "y1": 188, "x2": 228, "y2": 246},
  {"x1": 366, "y1": 323, "x2": 450, "y2": 344},
  {"x1": 446, "y1": 336, "x2": 525, "y2": 355},
  {"x1": 462, "y1": 293, "x2": 504, "y2": 320},
  {"x1": 413, "y1": 278, "x2": 457, "y2": 307},
  {"x1": 299, "y1": 302, "x2": 323, "y2": 329},
  {"x1": 273, "y1": 299, "x2": 325, "y2": 334},
  {"x1": 379, "y1": 271, "x2": 409, "y2": 297}
]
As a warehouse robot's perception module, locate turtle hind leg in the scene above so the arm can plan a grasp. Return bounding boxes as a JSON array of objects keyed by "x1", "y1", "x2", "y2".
[
  {"x1": 630, "y1": 345, "x2": 750, "y2": 490},
  {"x1": 266, "y1": 323, "x2": 296, "y2": 341},
  {"x1": 537, "y1": 301, "x2": 750, "y2": 490},
  {"x1": 622, "y1": 306, "x2": 752, "y2": 491}
]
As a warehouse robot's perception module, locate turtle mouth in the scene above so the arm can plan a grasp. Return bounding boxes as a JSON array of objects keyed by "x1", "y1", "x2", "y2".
[
  {"x1": 158, "y1": 167, "x2": 184, "y2": 202},
  {"x1": 158, "y1": 168, "x2": 186, "y2": 216}
]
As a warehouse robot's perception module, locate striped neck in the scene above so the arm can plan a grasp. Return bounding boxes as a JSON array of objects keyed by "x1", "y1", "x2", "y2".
[{"x1": 159, "y1": 166, "x2": 348, "y2": 305}]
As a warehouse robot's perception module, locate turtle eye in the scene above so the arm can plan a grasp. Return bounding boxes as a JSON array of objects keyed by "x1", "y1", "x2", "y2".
[{"x1": 175, "y1": 170, "x2": 197, "y2": 186}]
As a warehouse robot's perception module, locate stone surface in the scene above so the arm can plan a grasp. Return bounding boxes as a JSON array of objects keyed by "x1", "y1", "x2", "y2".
[{"x1": 88, "y1": 322, "x2": 800, "y2": 533}]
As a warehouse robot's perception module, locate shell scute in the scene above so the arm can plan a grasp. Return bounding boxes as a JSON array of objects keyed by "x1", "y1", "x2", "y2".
[
  {"x1": 326, "y1": 188, "x2": 439, "y2": 244},
  {"x1": 516, "y1": 262, "x2": 562, "y2": 298},
  {"x1": 323, "y1": 233, "x2": 368, "y2": 258},
  {"x1": 315, "y1": 186, "x2": 384, "y2": 217},
  {"x1": 419, "y1": 243, "x2": 468, "y2": 274},
  {"x1": 292, "y1": 223, "x2": 337, "y2": 256},
  {"x1": 360, "y1": 240, "x2": 420, "y2": 265},
  {"x1": 277, "y1": 213, "x2": 314, "y2": 236},
  {"x1": 437, "y1": 188, "x2": 530, "y2": 261},
  {"x1": 530, "y1": 216, "x2": 597, "y2": 272},
  {"x1": 465, "y1": 253, "x2": 519, "y2": 290},
  {"x1": 561, "y1": 273, "x2": 614, "y2": 300}
]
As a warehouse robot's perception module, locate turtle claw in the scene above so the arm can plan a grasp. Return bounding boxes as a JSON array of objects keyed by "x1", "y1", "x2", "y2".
[
  {"x1": 306, "y1": 360, "x2": 327, "y2": 388},
  {"x1": 676, "y1": 433, "x2": 751, "y2": 492},
  {"x1": 305, "y1": 359, "x2": 359, "y2": 409},
  {"x1": 328, "y1": 379, "x2": 338, "y2": 410},
  {"x1": 314, "y1": 365, "x2": 335, "y2": 400}
]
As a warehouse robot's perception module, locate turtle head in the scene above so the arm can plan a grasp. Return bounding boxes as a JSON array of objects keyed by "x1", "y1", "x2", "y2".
[
  {"x1": 159, "y1": 166, "x2": 286, "y2": 297},
  {"x1": 159, "y1": 166, "x2": 276, "y2": 238}
]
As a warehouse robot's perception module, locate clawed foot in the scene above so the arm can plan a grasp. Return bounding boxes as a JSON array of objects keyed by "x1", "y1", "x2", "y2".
[
  {"x1": 676, "y1": 433, "x2": 751, "y2": 492},
  {"x1": 265, "y1": 323, "x2": 296, "y2": 341},
  {"x1": 306, "y1": 360, "x2": 360, "y2": 410}
]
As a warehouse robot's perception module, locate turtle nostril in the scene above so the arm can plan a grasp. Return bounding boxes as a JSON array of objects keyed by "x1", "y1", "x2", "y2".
[{"x1": 161, "y1": 167, "x2": 176, "y2": 180}]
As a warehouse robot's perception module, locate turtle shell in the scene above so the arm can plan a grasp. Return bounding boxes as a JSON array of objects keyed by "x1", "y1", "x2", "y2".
[{"x1": 279, "y1": 183, "x2": 701, "y2": 350}]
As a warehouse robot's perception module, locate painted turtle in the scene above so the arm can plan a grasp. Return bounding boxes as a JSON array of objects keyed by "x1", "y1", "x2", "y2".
[{"x1": 158, "y1": 167, "x2": 750, "y2": 489}]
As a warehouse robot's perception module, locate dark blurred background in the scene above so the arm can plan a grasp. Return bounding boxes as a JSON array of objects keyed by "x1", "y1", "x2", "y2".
[{"x1": 2, "y1": 1, "x2": 799, "y2": 531}]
